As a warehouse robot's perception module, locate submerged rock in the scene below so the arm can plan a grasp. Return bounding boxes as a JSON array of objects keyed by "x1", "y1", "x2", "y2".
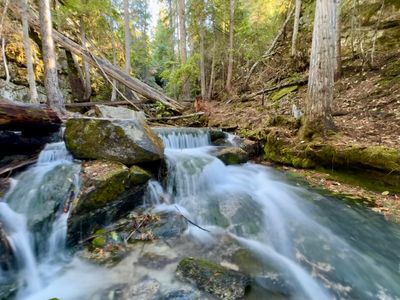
[
  {"x1": 176, "y1": 257, "x2": 250, "y2": 300},
  {"x1": 68, "y1": 160, "x2": 151, "y2": 245},
  {"x1": 215, "y1": 147, "x2": 249, "y2": 165},
  {"x1": 0, "y1": 226, "x2": 14, "y2": 272},
  {"x1": 64, "y1": 118, "x2": 164, "y2": 165}
]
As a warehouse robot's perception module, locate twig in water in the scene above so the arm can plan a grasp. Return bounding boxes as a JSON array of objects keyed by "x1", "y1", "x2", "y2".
[{"x1": 174, "y1": 205, "x2": 210, "y2": 233}]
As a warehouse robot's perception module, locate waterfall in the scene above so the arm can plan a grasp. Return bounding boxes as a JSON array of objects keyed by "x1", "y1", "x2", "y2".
[
  {"x1": 154, "y1": 127, "x2": 210, "y2": 149},
  {"x1": 0, "y1": 142, "x2": 80, "y2": 298},
  {"x1": 152, "y1": 128, "x2": 400, "y2": 299}
]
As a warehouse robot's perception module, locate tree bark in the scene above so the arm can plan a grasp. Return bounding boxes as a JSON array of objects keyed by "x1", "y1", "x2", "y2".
[
  {"x1": 291, "y1": 0, "x2": 302, "y2": 57},
  {"x1": 335, "y1": 0, "x2": 342, "y2": 79},
  {"x1": 110, "y1": 25, "x2": 117, "y2": 102},
  {"x1": 207, "y1": 39, "x2": 216, "y2": 101},
  {"x1": 38, "y1": 0, "x2": 64, "y2": 109},
  {"x1": 20, "y1": 0, "x2": 38, "y2": 103},
  {"x1": 199, "y1": 25, "x2": 206, "y2": 100},
  {"x1": 80, "y1": 17, "x2": 92, "y2": 101},
  {"x1": 123, "y1": 0, "x2": 131, "y2": 75},
  {"x1": 178, "y1": 0, "x2": 190, "y2": 100},
  {"x1": 0, "y1": 98, "x2": 61, "y2": 132},
  {"x1": 225, "y1": 0, "x2": 235, "y2": 93},
  {"x1": 1, "y1": 38, "x2": 10, "y2": 85},
  {"x1": 305, "y1": 0, "x2": 336, "y2": 135}
]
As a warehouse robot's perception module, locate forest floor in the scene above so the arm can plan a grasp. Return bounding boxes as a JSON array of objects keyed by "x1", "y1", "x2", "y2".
[{"x1": 204, "y1": 50, "x2": 400, "y2": 222}]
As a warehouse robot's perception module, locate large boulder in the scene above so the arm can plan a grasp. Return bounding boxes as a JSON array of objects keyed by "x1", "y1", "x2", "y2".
[
  {"x1": 94, "y1": 105, "x2": 146, "y2": 121},
  {"x1": 176, "y1": 257, "x2": 250, "y2": 300},
  {"x1": 68, "y1": 160, "x2": 151, "y2": 245},
  {"x1": 64, "y1": 118, "x2": 164, "y2": 165}
]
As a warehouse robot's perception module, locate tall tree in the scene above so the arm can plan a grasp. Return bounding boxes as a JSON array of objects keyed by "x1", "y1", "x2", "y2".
[
  {"x1": 177, "y1": 0, "x2": 190, "y2": 100},
  {"x1": 304, "y1": 0, "x2": 336, "y2": 135},
  {"x1": 20, "y1": 0, "x2": 38, "y2": 102},
  {"x1": 80, "y1": 16, "x2": 92, "y2": 101},
  {"x1": 38, "y1": 0, "x2": 64, "y2": 109},
  {"x1": 123, "y1": 0, "x2": 131, "y2": 76},
  {"x1": 225, "y1": 0, "x2": 235, "y2": 93},
  {"x1": 291, "y1": 0, "x2": 302, "y2": 57},
  {"x1": 335, "y1": 0, "x2": 342, "y2": 79}
]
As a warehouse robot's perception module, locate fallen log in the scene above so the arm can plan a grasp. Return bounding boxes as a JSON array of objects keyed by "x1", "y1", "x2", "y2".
[
  {"x1": 65, "y1": 100, "x2": 143, "y2": 108},
  {"x1": 0, "y1": 156, "x2": 37, "y2": 178},
  {"x1": 0, "y1": 99, "x2": 61, "y2": 133},
  {"x1": 241, "y1": 78, "x2": 308, "y2": 102},
  {"x1": 147, "y1": 112, "x2": 205, "y2": 121},
  {"x1": 8, "y1": 4, "x2": 184, "y2": 114}
]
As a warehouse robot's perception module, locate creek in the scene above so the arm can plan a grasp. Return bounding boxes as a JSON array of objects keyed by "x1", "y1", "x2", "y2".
[{"x1": 1, "y1": 128, "x2": 400, "y2": 299}]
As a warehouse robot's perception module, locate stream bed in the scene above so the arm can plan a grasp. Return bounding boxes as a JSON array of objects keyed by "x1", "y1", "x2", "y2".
[{"x1": 1, "y1": 128, "x2": 400, "y2": 300}]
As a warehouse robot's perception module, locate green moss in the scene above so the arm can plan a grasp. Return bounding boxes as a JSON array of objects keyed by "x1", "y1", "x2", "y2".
[
  {"x1": 128, "y1": 166, "x2": 151, "y2": 185},
  {"x1": 270, "y1": 85, "x2": 299, "y2": 102},
  {"x1": 92, "y1": 236, "x2": 106, "y2": 248}
]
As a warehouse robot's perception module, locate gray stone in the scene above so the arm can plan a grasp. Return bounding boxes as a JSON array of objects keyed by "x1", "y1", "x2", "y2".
[{"x1": 215, "y1": 147, "x2": 249, "y2": 165}]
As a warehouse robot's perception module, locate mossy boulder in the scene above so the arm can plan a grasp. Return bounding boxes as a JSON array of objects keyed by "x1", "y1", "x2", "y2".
[
  {"x1": 64, "y1": 118, "x2": 164, "y2": 165},
  {"x1": 176, "y1": 257, "x2": 250, "y2": 300},
  {"x1": 67, "y1": 160, "x2": 151, "y2": 245},
  {"x1": 215, "y1": 147, "x2": 249, "y2": 165}
]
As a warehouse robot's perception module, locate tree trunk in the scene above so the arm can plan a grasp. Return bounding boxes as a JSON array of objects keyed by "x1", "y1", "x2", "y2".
[
  {"x1": 199, "y1": 26, "x2": 206, "y2": 100},
  {"x1": 110, "y1": 26, "x2": 117, "y2": 102},
  {"x1": 0, "y1": 98, "x2": 61, "y2": 132},
  {"x1": 207, "y1": 39, "x2": 216, "y2": 101},
  {"x1": 80, "y1": 17, "x2": 91, "y2": 101},
  {"x1": 20, "y1": 0, "x2": 38, "y2": 103},
  {"x1": 38, "y1": 0, "x2": 64, "y2": 109},
  {"x1": 167, "y1": 0, "x2": 175, "y2": 60},
  {"x1": 225, "y1": 0, "x2": 235, "y2": 93},
  {"x1": 291, "y1": 0, "x2": 302, "y2": 57},
  {"x1": 65, "y1": 50, "x2": 85, "y2": 101},
  {"x1": 123, "y1": 0, "x2": 131, "y2": 76},
  {"x1": 177, "y1": 0, "x2": 190, "y2": 100},
  {"x1": 1, "y1": 38, "x2": 10, "y2": 84},
  {"x1": 335, "y1": 0, "x2": 342, "y2": 79},
  {"x1": 304, "y1": 0, "x2": 336, "y2": 135}
]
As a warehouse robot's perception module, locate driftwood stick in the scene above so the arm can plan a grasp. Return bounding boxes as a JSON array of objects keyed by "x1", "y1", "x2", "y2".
[{"x1": 174, "y1": 205, "x2": 210, "y2": 233}]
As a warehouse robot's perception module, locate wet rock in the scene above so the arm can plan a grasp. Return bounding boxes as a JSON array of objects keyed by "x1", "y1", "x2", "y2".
[
  {"x1": 5, "y1": 164, "x2": 79, "y2": 233},
  {"x1": 151, "y1": 210, "x2": 188, "y2": 239},
  {"x1": 64, "y1": 118, "x2": 164, "y2": 165},
  {"x1": 95, "y1": 105, "x2": 146, "y2": 121},
  {"x1": 0, "y1": 226, "x2": 15, "y2": 272},
  {"x1": 215, "y1": 147, "x2": 249, "y2": 165},
  {"x1": 176, "y1": 257, "x2": 250, "y2": 300},
  {"x1": 0, "y1": 179, "x2": 10, "y2": 197},
  {"x1": 68, "y1": 161, "x2": 151, "y2": 245},
  {"x1": 210, "y1": 129, "x2": 228, "y2": 142},
  {"x1": 137, "y1": 252, "x2": 179, "y2": 269},
  {"x1": 160, "y1": 289, "x2": 209, "y2": 300}
]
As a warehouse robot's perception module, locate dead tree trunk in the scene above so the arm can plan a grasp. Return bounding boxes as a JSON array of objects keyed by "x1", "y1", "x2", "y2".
[
  {"x1": 178, "y1": 0, "x2": 190, "y2": 100},
  {"x1": 80, "y1": 18, "x2": 92, "y2": 101},
  {"x1": 38, "y1": 0, "x2": 64, "y2": 109},
  {"x1": 199, "y1": 26, "x2": 207, "y2": 100},
  {"x1": 225, "y1": 0, "x2": 235, "y2": 93},
  {"x1": 291, "y1": 0, "x2": 302, "y2": 57},
  {"x1": 304, "y1": 0, "x2": 336, "y2": 136},
  {"x1": 20, "y1": 0, "x2": 38, "y2": 103}
]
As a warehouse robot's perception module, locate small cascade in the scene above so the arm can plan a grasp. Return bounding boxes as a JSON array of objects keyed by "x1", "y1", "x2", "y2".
[
  {"x1": 154, "y1": 127, "x2": 210, "y2": 149},
  {"x1": 153, "y1": 127, "x2": 400, "y2": 299},
  {"x1": 0, "y1": 142, "x2": 80, "y2": 298}
]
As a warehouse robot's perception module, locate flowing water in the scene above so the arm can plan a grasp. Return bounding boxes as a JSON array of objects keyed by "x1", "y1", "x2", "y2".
[{"x1": 1, "y1": 129, "x2": 400, "y2": 299}]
